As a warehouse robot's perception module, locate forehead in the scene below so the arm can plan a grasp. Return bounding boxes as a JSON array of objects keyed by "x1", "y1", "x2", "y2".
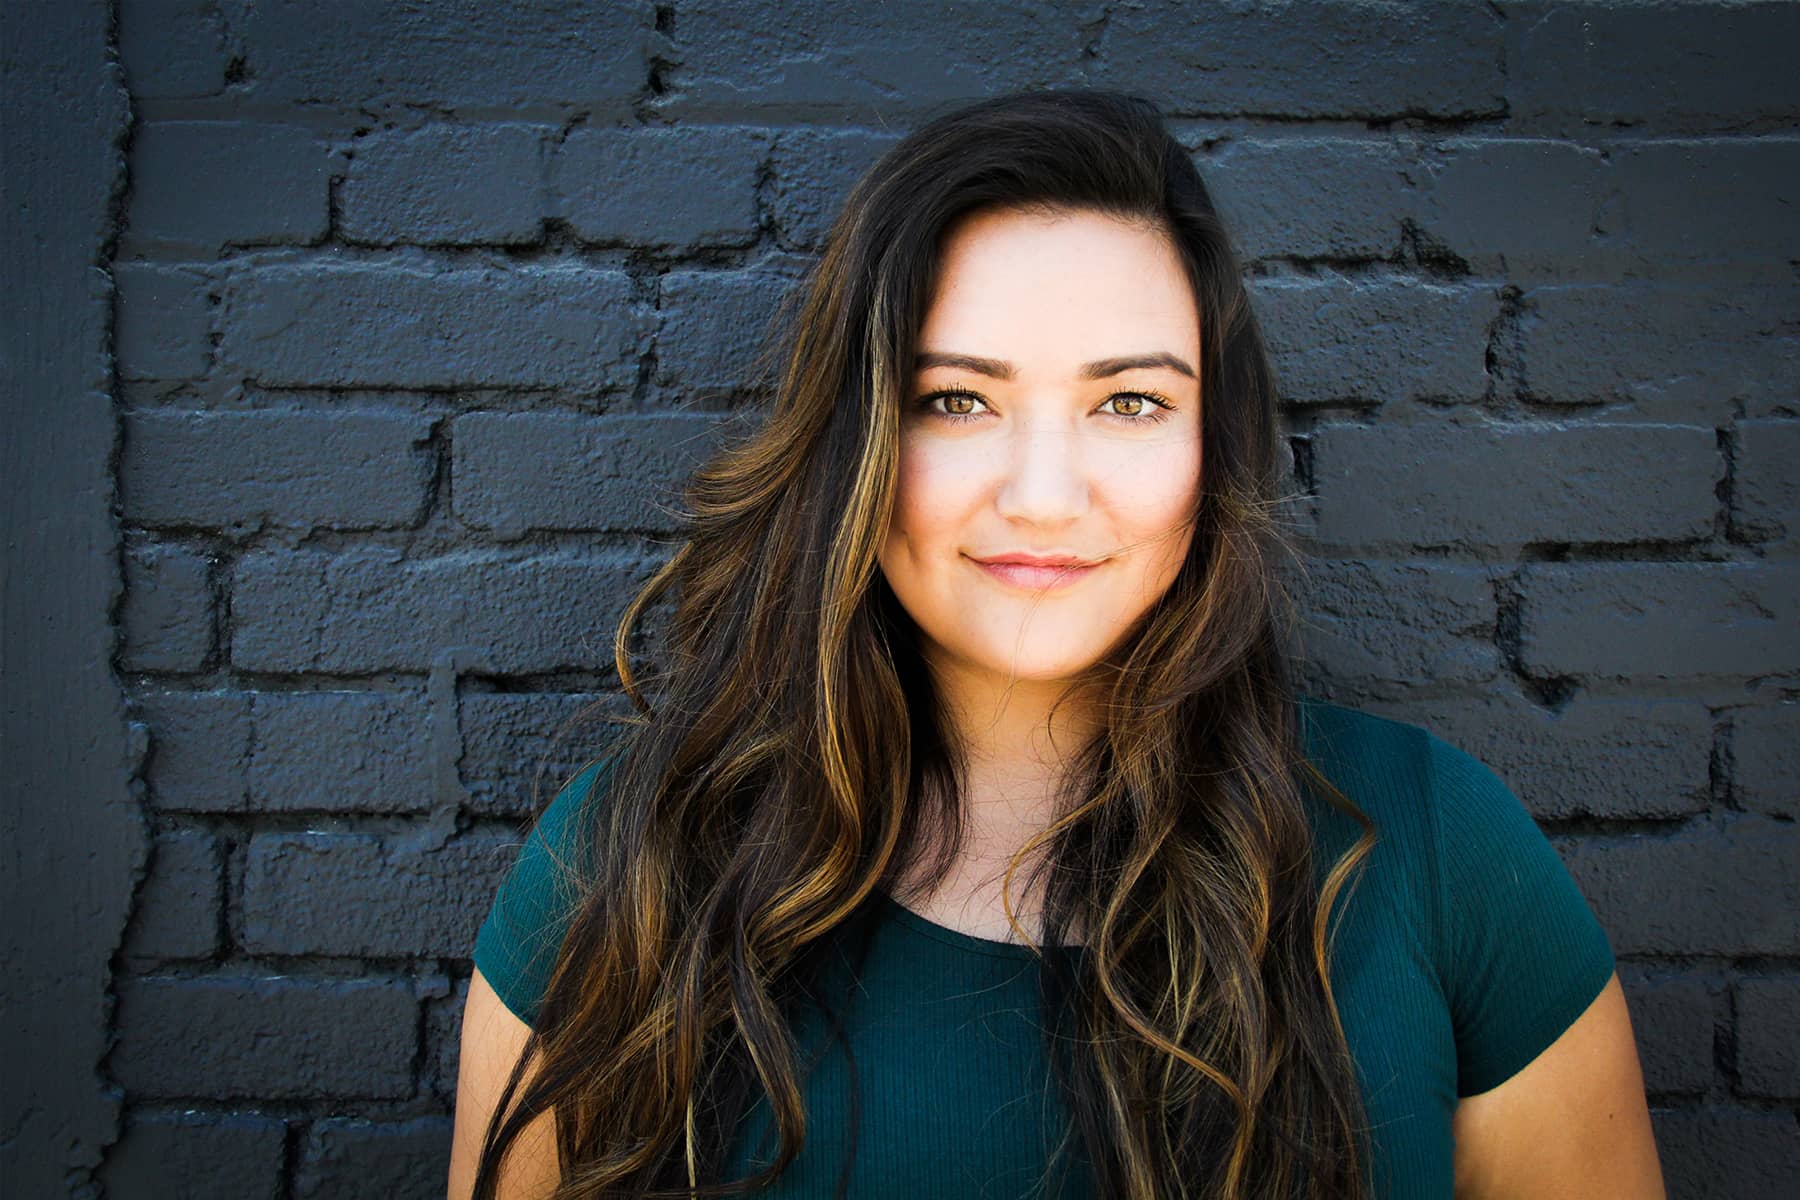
[{"x1": 918, "y1": 206, "x2": 1200, "y2": 369}]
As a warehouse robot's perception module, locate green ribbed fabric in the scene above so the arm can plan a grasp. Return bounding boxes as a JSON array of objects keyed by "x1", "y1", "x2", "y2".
[{"x1": 472, "y1": 698, "x2": 1616, "y2": 1198}]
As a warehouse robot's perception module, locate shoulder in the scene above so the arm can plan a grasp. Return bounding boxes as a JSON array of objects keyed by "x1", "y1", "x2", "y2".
[
  {"x1": 1296, "y1": 694, "x2": 1434, "y2": 782},
  {"x1": 1291, "y1": 695, "x2": 1546, "y2": 948},
  {"x1": 1293, "y1": 695, "x2": 1437, "y2": 847},
  {"x1": 1295, "y1": 696, "x2": 1617, "y2": 1096},
  {"x1": 471, "y1": 749, "x2": 623, "y2": 1028},
  {"x1": 1295, "y1": 694, "x2": 1516, "y2": 823},
  {"x1": 529, "y1": 754, "x2": 617, "y2": 858}
]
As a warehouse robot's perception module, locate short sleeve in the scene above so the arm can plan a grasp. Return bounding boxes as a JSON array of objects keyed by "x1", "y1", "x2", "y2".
[
  {"x1": 1426, "y1": 732, "x2": 1617, "y2": 1097},
  {"x1": 472, "y1": 756, "x2": 615, "y2": 1029}
]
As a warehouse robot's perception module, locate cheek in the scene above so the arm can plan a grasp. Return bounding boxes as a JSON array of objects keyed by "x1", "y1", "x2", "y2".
[
  {"x1": 1099, "y1": 437, "x2": 1202, "y2": 586},
  {"x1": 1097, "y1": 431, "x2": 1201, "y2": 518},
  {"x1": 884, "y1": 436, "x2": 978, "y2": 560}
]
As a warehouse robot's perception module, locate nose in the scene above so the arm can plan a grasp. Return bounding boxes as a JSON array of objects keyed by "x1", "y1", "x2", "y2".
[{"x1": 993, "y1": 421, "x2": 1090, "y2": 526}]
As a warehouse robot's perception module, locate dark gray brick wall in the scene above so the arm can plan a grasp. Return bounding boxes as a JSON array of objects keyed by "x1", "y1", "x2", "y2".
[
  {"x1": 98, "y1": 1110, "x2": 287, "y2": 1200},
  {"x1": 218, "y1": 263, "x2": 649, "y2": 390},
  {"x1": 557, "y1": 126, "x2": 768, "y2": 246},
  {"x1": 340, "y1": 125, "x2": 550, "y2": 246},
  {"x1": 80, "y1": 1, "x2": 1799, "y2": 1196},
  {"x1": 111, "y1": 976, "x2": 418, "y2": 1100}
]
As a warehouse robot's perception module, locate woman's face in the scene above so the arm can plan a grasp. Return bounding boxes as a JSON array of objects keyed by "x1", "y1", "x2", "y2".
[{"x1": 878, "y1": 205, "x2": 1204, "y2": 688}]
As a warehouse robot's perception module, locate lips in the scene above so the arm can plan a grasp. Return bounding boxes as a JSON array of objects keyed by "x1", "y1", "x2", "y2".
[{"x1": 968, "y1": 552, "x2": 1104, "y2": 591}]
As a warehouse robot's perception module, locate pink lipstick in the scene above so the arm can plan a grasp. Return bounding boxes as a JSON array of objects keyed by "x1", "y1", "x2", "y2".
[{"x1": 968, "y1": 552, "x2": 1104, "y2": 591}]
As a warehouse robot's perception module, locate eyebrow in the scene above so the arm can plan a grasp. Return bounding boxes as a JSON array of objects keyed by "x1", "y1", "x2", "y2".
[{"x1": 914, "y1": 350, "x2": 1198, "y2": 381}]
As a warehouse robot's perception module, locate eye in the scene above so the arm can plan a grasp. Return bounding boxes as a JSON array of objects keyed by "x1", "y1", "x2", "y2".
[
  {"x1": 917, "y1": 386, "x2": 991, "y2": 423},
  {"x1": 1097, "y1": 391, "x2": 1174, "y2": 422},
  {"x1": 914, "y1": 386, "x2": 1177, "y2": 425}
]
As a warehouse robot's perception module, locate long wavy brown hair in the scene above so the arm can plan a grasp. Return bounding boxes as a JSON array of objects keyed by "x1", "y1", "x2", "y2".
[{"x1": 472, "y1": 88, "x2": 1379, "y2": 1200}]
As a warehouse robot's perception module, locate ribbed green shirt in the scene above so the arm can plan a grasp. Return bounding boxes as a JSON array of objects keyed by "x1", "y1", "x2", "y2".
[{"x1": 472, "y1": 698, "x2": 1616, "y2": 1197}]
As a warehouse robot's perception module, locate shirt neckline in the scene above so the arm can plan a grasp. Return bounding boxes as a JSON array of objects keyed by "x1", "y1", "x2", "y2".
[{"x1": 874, "y1": 890, "x2": 1085, "y2": 961}]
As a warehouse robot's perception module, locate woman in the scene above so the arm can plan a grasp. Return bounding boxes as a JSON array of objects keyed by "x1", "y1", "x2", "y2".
[{"x1": 448, "y1": 89, "x2": 1664, "y2": 1199}]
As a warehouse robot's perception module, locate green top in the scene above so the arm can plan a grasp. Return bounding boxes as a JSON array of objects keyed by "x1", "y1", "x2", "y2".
[{"x1": 472, "y1": 698, "x2": 1616, "y2": 1198}]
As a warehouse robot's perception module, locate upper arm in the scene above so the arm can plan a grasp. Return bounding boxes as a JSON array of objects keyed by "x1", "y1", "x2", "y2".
[
  {"x1": 1426, "y1": 731, "x2": 1619, "y2": 1096},
  {"x1": 447, "y1": 966, "x2": 562, "y2": 1200},
  {"x1": 1424, "y1": 731, "x2": 1662, "y2": 1195},
  {"x1": 1451, "y1": 971, "x2": 1665, "y2": 1199},
  {"x1": 453, "y1": 757, "x2": 615, "y2": 1197}
]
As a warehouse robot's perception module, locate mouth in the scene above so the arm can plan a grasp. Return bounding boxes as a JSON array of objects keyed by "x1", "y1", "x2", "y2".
[{"x1": 967, "y1": 553, "x2": 1105, "y2": 592}]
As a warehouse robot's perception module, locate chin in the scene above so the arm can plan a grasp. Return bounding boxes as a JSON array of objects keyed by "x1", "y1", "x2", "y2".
[{"x1": 957, "y1": 632, "x2": 1117, "y2": 685}]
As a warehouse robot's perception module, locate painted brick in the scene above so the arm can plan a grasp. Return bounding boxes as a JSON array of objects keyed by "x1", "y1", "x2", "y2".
[
  {"x1": 459, "y1": 692, "x2": 623, "y2": 817},
  {"x1": 1507, "y1": 2, "x2": 1800, "y2": 133},
  {"x1": 1096, "y1": 0, "x2": 1503, "y2": 119},
  {"x1": 657, "y1": 269, "x2": 797, "y2": 393},
  {"x1": 1618, "y1": 968, "x2": 1715, "y2": 1096},
  {"x1": 294, "y1": 1117, "x2": 455, "y2": 1200},
  {"x1": 424, "y1": 976, "x2": 469, "y2": 1106},
  {"x1": 1312, "y1": 420, "x2": 1715, "y2": 548},
  {"x1": 1291, "y1": 560, "x2": 1499, "y2": 688},
  {"x1": 1736, "y1": 977, "x2": 1800, "y2": 1099},
  {"x1": 768, "y1": 130, "x2": 901, "y2": 251},
  {"x1": 232, "y1": 548, "x2": 660, "y2": 675},
  {"x1": 1414, "y1": 140, "x2": 1606, "y2": 275},
  {"x1": 1734, "y1": 419, "x2": 1800, "y2": 544},
  {"x1": 114, "y1": 264, "x2": 211, "y2": 380},
  {"x1": 117, "y1": 0, "x2": 229, "y2": 100},
  {"x1": 1608, "y1": 140, "x2": 1800, "y2": 265},
  {"x1": 90, "y1": 0, "x2": 1800, "y2": 1166},
  {"x1": 135, "y1": 690, "x2": 434, "y2": 814},
  {"x1": 241, "y1": 832, "x2": 517, "y2": 958},
  {"x1": 136, "y1": 690, "x2": 251, "y2": 812},
  {"x1": 121, "y1": 410, "x2": 435, "y2": 530},
  {"x1": 1735, "y1": 704, "x2": 1798, "y2": 819},
  {"x1": 1651, "y1": 1107, "x2": 1800, "y2": 1200},
  {"x1": 1252, "y1": 276, "x2": 1498, "y2": 404},
  {"x1": 341, "y1": 125, "x2": 548, "y2": 246},
  {"x1": 1202, "y1": 138, "x2": 1412, "y2": 262},
  {"x1": 663, "y1": 0, "x2": 1088, "y2": 117},
  {"x1": 121, "y1": 540, "x2": 214, "y2": 673},
  {"x1": 111, "y1": 976, "x2": 416, "y2": 1099},
  {"x1": 453, "y1": 411, "x2": 730, "y2": 537},
  {"x1": 98, "y1": 1110, "x2": 285, "y2": 1199},
  {"x1": 1510, "y1": 283, "x2": 1800, "y2": 419},
  {"x1": 1519, "y1": 563, "x2": 1800, "y2": 681},
  {"x1": 219, "y1": 263, "x2": 646, "y2": 390},
  {"x1": 1369, "y1": 694, "x2": 1712, "y2": 821},
  {"x1": 126, "y1": 122, "x2": 332, "y2": 250},
  {"x1": 122, "y1": 828, "x2": 220, "y2": 962},
  {"x1": 557, "y1": 126, "x2": 766, "y2": 247},
  {"x1": 248, "y1": 691, "x2": 435, "y2": 814},
  {"x1": 1560, "y1": 816, "x2": 1800, "y2": 956},
  {"x1": 238, "y1": 1, "x2": 648, "y2": 110}
]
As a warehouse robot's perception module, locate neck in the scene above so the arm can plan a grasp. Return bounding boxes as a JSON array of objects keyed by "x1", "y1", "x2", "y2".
[
  {"x1": 932, "y1": 652, "x2": 1097, "y2": 791},
  {"x1": 918, "y1": 646, "x2": 1106, "y2": 886}
]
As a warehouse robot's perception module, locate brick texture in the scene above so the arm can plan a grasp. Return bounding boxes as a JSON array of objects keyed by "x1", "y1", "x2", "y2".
[
  {"x1": 1736, "y1": 977, "x2": 1800, "y2": 1100},
  {"x1": 99, "y1": 1110, "x2": 286, "y2": 1199},
  {"x1": 121, "y1": 409, "x2": 436, "y2": 531},
  {"x1": 121, "y1": 828, "x2": 221, "y2": 963},
  {"x1": 125, "y1": 121, "x2": 334, "y2": 252},
  {"x1": 97, "y1": 3, "x2": 1797, "y2": 1194},
  {"x1": 557, "y1": 126, "x2": 767, "y2": 247},
  {"x1": 111, "y1": 976, "x2": 416, "y2": 1100},
  {"x1": 1311, "y1": 421, "x2": 1716, "y2": 549},
  {"x1": 341, "y1": 125, "x2": 549, "y2": 246},
  {"x1": 293, "y1": 1117, "x2": 456, "y2": 1200},
  {"x1": 219, "y1": 263, "x2": 647, "y2": 390}
]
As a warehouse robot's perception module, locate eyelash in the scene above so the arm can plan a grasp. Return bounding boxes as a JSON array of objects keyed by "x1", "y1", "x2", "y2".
[{"x1": 916, "y1": 385, "x2": 1177, "y2": 425}]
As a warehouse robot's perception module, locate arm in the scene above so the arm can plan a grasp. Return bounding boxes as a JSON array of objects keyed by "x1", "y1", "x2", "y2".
[
  {"x1": 1450, "y1": 972, "x2": 1665, "y2": 1199},
  {"x1": 447, "y1": 967, "x2": 562, "y2": 1200}
]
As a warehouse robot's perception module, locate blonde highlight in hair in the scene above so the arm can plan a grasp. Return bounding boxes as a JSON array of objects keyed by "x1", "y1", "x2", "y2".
[{"x1": 473, "y1": 89, "x2": 1379, "y2": 1200}]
